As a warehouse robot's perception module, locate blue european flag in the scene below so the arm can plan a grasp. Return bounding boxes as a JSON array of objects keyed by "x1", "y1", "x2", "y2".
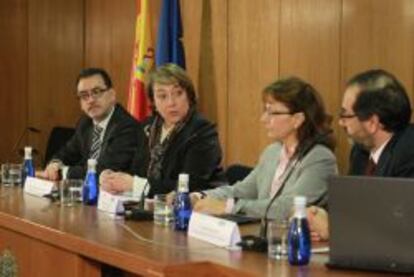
[{"x1": 155, "y1": 0, "x2": 186, "y2": 68}]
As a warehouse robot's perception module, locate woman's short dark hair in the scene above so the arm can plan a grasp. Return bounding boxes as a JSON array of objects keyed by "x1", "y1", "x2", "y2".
[
  {"x1": 147, "y1": 64, "x2": 197, "y2": 107},
  {"x1": 76, "y1": 68, "x2": 113, "y2": 89},
  {"x1": 263, "y1": 77, "x2": 335, "y2": 152}
]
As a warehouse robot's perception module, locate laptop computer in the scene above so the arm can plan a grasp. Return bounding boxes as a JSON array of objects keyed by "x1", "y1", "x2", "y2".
[{"x1": 328, "y1": 176, "x2": 414, "y2": 274}]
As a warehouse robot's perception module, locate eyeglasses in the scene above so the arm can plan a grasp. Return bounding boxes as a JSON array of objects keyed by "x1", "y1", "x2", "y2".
[
  {"x1": 263, "y1": 109, "x2": 293, "y2": 116},
  {"x1": 338, "y1": 112, "x2": 357, "y2": 119},
  {"x1": 77, "y1": 87, "x2": 109, "y2": 101}
]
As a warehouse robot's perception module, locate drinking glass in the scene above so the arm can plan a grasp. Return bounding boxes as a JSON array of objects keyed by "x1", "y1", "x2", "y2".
[
  {"x1": 153, "y1": 194, "x2": 174, "y2": 226},
  {"x1": 59, "y1": 179, "x2": 83, "y2": 206},
  {"x1": 267, "y1": 219, "x2": 289, "y2": 260},
  {"x1": 1, "y1": 163, "x2": 22, "y2": 187}
]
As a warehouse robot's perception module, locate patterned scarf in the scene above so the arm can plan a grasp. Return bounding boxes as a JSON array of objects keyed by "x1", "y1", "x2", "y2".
[{"x1": 146, "y1": 107, "x2": 195, "y2": 181}]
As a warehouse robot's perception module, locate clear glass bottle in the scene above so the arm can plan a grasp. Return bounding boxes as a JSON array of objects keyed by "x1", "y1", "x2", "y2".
[
  {"x1": 174, "y1": 173, "x2": 192, "y2": 231},
  {"x1": 288, "y1": 196, "x2": 312, "y2": 265},
  {"x1": 82, "y1": 159, "x2": 99, "y2": 205},
  {"x1": 22, "y1": 146, "x2": 34, "y2": 185}
]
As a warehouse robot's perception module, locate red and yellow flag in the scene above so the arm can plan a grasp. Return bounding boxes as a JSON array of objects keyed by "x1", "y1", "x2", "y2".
[{"x1": 127, "y1": 0, "x2": 154, "y2": 121}]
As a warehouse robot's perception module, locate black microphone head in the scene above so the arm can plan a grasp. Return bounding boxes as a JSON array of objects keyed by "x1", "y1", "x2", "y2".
[{"x1": 28, "y1": 127, "x2": 41, "y2": 133}]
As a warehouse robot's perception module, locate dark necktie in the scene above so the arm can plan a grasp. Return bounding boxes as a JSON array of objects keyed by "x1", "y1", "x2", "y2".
[
  {"x1": 90, "y1": 125, "x2": 103, "y2": 159},
  {"x1": 365, "y1": 157, "x2": 377, "y2": 176}
]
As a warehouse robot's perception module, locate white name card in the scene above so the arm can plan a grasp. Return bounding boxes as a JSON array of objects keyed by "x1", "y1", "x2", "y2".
[
  {"x1": 24, "y1": 177, "x2": 55, "y2": 197},
  {"x1": 188, "y1": 212, "x2": 241, "y2": 249},
  {"x1": 98, "y1": 190, "x2": 124, "y2": 214}
]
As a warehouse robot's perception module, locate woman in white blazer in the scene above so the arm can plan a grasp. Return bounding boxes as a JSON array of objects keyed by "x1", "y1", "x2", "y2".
[{"x1": 193, "y1": 77, "x2": 338, "y2": 221}]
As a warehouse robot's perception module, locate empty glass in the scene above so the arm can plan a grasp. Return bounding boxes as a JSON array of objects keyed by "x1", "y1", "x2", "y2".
[
  {"x1": 59, "y1": 179, "x2": 83, "y2": 206},
  {"x1": 1, "y1": 163, "x2": 22, "y2": 187},
  {"x1": 267, "y1": 219, "x2": 289, "y2": 260}
]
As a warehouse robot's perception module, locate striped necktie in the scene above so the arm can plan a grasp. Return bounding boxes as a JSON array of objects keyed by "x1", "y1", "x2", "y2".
[{"x1": 90, "y1": 125, "x2": 103, "y2": 159}]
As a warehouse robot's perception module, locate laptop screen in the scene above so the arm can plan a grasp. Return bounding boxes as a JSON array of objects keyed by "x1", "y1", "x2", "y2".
[{"x1": 328, "y1": 176, "x2": 414, "y2": 273}]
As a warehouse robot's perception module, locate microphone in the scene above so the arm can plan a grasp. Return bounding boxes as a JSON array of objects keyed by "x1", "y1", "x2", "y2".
[
  {"x1": 10, "y1": 126, "x2": 41, "y2": 161},
  {"x1": 238, "y1": 130, "x2": 333, "y2": 252},
  {"x1": 28, "y1": 127, "x2": 41, "y2": 133},
  {"x1": 125, "y1": 181, "x2": 153, "y2": 221},
  {"x1": 139, "y1": 181, "x2": 149, "y2": 209}
]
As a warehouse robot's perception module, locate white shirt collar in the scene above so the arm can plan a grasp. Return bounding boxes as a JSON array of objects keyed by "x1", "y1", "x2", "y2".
[{"x1": 370, "y1": 137, "x2": 392, "y2": 164}]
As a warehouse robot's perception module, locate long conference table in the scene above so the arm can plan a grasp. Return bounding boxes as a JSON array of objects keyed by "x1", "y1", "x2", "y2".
[{"x1": 0, "y1": 187, "x2": 399, "y2": 276}]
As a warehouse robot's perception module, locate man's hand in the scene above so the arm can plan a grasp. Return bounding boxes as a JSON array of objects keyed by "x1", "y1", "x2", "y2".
[
  {"x1": 37, "y1": 162, "x2": 60, "y2": 181},
  {"x1": 306, "y1": 206, "x2": 329, "y2": 241},
  {"x1": 100, "y1": 170, "x2": 133, "y2": 194},
  {"x1": 193, "y1": 197, "x2": 226, "y2": 215}
]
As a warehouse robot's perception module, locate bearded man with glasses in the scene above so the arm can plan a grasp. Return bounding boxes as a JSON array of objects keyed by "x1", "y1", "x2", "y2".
[{"x1": 38, "y1": 67, "x2": 145, "y2": 180}]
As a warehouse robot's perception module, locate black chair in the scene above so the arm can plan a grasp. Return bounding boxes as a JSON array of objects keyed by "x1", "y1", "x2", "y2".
[
  {"x1": 225, "y1": 164, "x2": 253, "y2": 185},
  {"x1": 44, "y1": 126, "x2": 75, "y2": 167}
]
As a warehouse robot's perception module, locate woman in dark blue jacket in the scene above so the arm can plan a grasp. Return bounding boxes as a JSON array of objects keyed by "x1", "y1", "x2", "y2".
[{"x1": 100, "y1": 64, "x2": 224, "y2": 198}]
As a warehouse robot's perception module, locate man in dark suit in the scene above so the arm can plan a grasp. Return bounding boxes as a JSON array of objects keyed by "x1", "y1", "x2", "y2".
[
  {"x1": 338, "y1": 69, "x2": 414, "y2": 177},
  {"x1": 39, "y1": 68, "x2": 144, "y2": 180},
  {"x1": 308, "y1": 69, "x2": 414, "y2": 241}
]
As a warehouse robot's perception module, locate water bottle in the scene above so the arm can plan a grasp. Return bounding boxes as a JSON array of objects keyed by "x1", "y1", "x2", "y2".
[
  {"x1": 174, "y1": 173, "x2": 192, "y2": 231},
  {"x1": 82, "y1": 159, "x2": 99, "y2": 205},
  {"x1": 288, "y1": 196, "x2": 312, "y2": 265},
  {"x1": 22, "y1": 146, "x2": 35, "y2": 185}
]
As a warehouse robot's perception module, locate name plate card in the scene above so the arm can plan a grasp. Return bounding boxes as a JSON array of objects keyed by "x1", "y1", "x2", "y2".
[
  {"x1": 188, "y1": 212, "x2": 241, "y2": 249},
  {"x1": 24, "y1": 177, "x2": 54, "y2": 197},
  {"x1": 98, "y1": 190, "x2": 124, "y2": 214}
]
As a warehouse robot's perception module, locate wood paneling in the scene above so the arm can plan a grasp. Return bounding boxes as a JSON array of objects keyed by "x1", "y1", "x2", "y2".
[
  {"x1": 84, "y1": 0, "x2": 137, "y2": 106},
  {"x1": 2, "y1": 0, "x2": 414, "y2": 172},
  {"x1": 342, "y1": 0, "x2": 414, "y2": 90},
  {"x1": 0, "y1": 0, "x2": 28, "y2": 163},
  {"x1": 27, "y1": 0, "x2": 84, "y2": 166},
  {"x1": 228, "y1": 0, "x2": 280, "y2": 166},
  {"x1": 279, "y1": 0, "x2": 343, "y2": 170},
  {"x1": 0, "y1": 227, "x2": 100, "y2": 276},
  {"x1": 193, "y1": 0, "x2": 228, "y2": 164}
]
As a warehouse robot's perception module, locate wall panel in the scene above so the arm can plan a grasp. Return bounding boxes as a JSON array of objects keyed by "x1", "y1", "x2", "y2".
[
  {"x1": 342, "y1": 0, "x2": 414, "y2": 90},
  {"x1": 228, "y1": 0, "x2": 280, "y2": 166},
  {"x1": 194, "y1": 0, "x2": 228, "y2": 164},
  {"x1": 0, "y1": 0, "x2": 28, "y2": 163},
  {"x1": 27, "y1": 0, "x2": 84, "y2": 165},
  {"x1": 279, "y1": 0, "x2": 343, "y2": 170},
  {"x1": 2, "y1": 0, "x2": 414, "y2": 172},
  {"x1": 84, "y1": 0, "x2": 136, "y2": 106}
]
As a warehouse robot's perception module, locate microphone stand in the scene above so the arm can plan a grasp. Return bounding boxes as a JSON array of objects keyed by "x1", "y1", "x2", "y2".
[
  {"x1": 238, "y1": 159, "x2": 301, "y2": 252},
  {"x1": 238, "y1": 132, "x2": 329, "y2": 252},
  {"x1": 10, "y1": 127, "x2": 41, "y2": 161},
  {"x1": 125, "y1": 181, "x2": 153, "y2": 220}
]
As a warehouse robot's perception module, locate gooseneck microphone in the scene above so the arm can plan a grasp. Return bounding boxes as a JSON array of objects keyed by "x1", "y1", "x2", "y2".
[
  {"x1": 125, "y1": 180, "x2": 153, "y2": 221},
  {"x1": 10, "y1": 126, "x2": 41, "y2": 160},
  {"x1": 139, "y1": 181, "x2": 149, "y2": 209},
  {"x1": 239, "y1": 130, "x2": 332, "y2": 252}
]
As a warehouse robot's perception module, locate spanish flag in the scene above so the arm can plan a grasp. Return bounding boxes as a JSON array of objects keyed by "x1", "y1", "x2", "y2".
[{"x1": 127, "y1": 0, "x2": 154, "y2": 122}]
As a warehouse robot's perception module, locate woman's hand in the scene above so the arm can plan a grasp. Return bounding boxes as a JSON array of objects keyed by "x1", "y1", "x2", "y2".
[
  {"x1": 100, "y1": 170, "x2": 133, "y2": 194},
  {"x1": 193, "y1": 197, "x2": 226, "y2": 215},
  {"x1": 306, "y1": 206, "x2": 329, "y2": 241}
]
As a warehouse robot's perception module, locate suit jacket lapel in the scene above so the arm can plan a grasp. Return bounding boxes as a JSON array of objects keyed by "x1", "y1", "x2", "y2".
[
  {"x1": 262, "y1": 147, "x2": 282, "y2": 196},
  {"x1": 375, "y1": 134, "x2": 398, "y2": 176},
  {"x1": 101, "y1": 105, "x2": 120, "y2": 151}
]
